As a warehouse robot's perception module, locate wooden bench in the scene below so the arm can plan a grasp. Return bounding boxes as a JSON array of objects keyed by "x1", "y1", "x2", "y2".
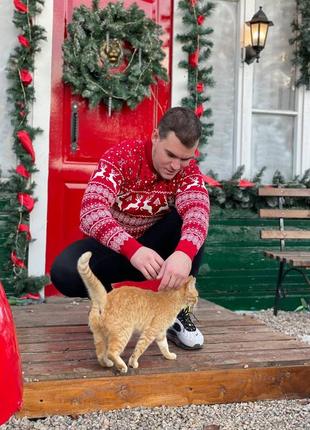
[{"x1": 258, "y1": 187, "x2": 310, "y2": 315}]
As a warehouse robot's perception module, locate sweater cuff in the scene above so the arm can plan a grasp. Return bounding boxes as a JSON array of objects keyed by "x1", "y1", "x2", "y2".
[
  {"x1": 175, "y1": 240, "x2": 198, "y2": 261},
  {"x1": 120, "y1": 237, "x2": 143, "y2": 260}
]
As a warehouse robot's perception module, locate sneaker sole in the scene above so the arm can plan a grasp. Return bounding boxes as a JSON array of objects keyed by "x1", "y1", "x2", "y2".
[{"x1": 167, "y1": 331, "x2": 203, "y2": 350}]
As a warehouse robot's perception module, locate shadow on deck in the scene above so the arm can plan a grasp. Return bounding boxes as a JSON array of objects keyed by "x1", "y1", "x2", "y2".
[{"x1": 12, "y1": 297, "x2": 310, "y2": 418}]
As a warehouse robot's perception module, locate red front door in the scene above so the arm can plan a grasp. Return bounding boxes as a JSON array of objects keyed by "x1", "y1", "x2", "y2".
[{"x1": 46, "y1": 0, "x2": 173, "y2": 294}]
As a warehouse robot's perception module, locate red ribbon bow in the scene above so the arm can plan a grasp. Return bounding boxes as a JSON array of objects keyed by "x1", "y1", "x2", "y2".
[
  {"x1": 18, "y1": 35, "x2": 30, "y2": 48},
  {"x1": 14, "y1": 0, "x2": 29, "y2": 13},
  {"x1": 238, "y1": 179, "x2": 255, "y2": 188},
  {"x1": 16, "y1": 164, "x2": 30, "y2": 179},
  {"x1": 196, "y1": 82, "x2": 204, "y2": 93},
  {"x1": 11, "y1": 251, "x2": 27, "y2": 269},
  {"x1": 18, "y1": 224, "x2": 32, "y2": 240},
  {"x1": 195, "y1": 104, "x2": 204, "y2": 117},
  {"x1": 197, "y1": 15, "x2": 205, "y2": 25},
  {"x1": 189, "y1": 49, "x2": 199, "y2": 68},
  {"x1": 18, "y1": 193, "x2": 35, "y2": 213},
  {"x1": 17, "y1": 130, "x2": 35, "y2": 162},
  {"x1": 19, "y1": 69, "x2": 33, "y2": 86},
  {"x1": 202, "y1": 175, "x2": 221, "y2": 187}
]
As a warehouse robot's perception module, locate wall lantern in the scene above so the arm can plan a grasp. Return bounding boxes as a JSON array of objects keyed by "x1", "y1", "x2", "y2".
[{"x1": 244, "y1": 6, "x2": 274, "y2": 64}]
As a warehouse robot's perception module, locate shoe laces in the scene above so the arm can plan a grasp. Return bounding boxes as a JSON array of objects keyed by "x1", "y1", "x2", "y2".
[{"x1": 178, "y1": 307, "x2": 197, "y2": 332}]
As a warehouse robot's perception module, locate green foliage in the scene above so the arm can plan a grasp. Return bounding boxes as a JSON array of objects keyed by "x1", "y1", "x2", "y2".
[
  {"x1": 177, "y1": 0, "x2": 216, "y2": 149},
  {"x1": 62, "y1": 0, "x2": 168, "y2": 111},
  {"x1": 294, "y1": 297, "x2": 310, "y2": 312},
  {"x1": 206, "y1": 167, "x2": 310, "y2": 211},
  {"x1": 290, "y1": 0, "x2": 310, "y2": 89},
  {"x1": 0, "y1": 0, "x2": 50, "y2": 296}
]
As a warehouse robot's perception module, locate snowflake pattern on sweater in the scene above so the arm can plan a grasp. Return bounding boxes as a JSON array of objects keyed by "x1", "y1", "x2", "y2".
[{"x1": 80, "y1": 139, "x2": 210, "y2": 260}]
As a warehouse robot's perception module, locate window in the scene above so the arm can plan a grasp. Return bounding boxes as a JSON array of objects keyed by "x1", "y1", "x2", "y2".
[{"x1": 187, "y1": 0, "x2": 307, "y2": 183}]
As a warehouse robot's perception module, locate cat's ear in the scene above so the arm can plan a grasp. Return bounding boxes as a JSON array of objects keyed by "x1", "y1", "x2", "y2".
[{"x1": 185, "y1": 275, "x2": 196, "y2": 289}]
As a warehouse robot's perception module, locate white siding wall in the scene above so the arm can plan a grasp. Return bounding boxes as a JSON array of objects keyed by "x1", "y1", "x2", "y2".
[{"x1": 0, "y1": 1, "x2": 18, "y2": 176}]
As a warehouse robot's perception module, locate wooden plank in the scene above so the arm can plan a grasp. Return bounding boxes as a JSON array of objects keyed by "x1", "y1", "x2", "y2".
[
  {"x1": 264, "y1": 251, "x2": 310, "y2": 267},
  {"x1": 18, "y1": 330, "x2": 296, "y2": 355},
  {"x1": 20, "y1": 346, "x2": 310, "y2": 382},
  {"x1": 20, "y1": 340, "x2": 309, "y2": 365},
  {"x1": 261, "y1": 230, "x2": 310, "y2": 240},
  {"x1": 258, "y1": 188, "x2": 310, "y2": 197},
  {"x1": 260, "y1": 209, "x2": 310, "y2": 219},
  {"x1": 16, "y1": 323, "x2": 272, "y2": 343},
  {"x1": 19, "y1": 365, "x2": 310, "y2": 418}
]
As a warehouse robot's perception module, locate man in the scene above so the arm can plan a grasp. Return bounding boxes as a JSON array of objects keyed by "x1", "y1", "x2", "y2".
[{"x1": 51, "y1": 107, "x2": 210, "y2": 350}]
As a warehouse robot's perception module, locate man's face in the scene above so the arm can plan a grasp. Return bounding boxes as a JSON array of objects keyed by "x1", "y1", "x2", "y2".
[{"x1": 151, "y1": 130, "x2": 198, "y2": 180}]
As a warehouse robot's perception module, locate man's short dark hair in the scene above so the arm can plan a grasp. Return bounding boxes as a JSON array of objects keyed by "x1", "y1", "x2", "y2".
[{"x1": 158, "y1": 107, "x2": 201, "y2": 148}]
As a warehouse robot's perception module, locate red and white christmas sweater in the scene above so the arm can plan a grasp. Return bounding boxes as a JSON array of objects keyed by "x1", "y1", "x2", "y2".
[{"x1": 80, "y1": 139, "x2": 210, "y2": 261}]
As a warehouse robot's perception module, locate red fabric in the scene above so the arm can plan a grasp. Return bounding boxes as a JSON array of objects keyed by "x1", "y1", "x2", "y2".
[
  {"x1": 112, "y1": 279, "x2": 161, "y2": 292},
  {"x1": 18, "y1": 35, "x2": 30, "y2": 48},
  {"x1": 197, "y1": 15, "x2": 205, "y2": 25},
  {"x1": 80, "y1": 139, "x2": 210, "y2": 261},
  {"x1": 17, "y1": 130, "x2": 35, "y2": 162},
  {"x1": 196, "y1": 82, "x2": 204, "y2": 93},
  {"x1": 203, "y1": 175, "x2": 221, "y2": 187},
  {"x1": 10, "y1": 251, "x2": 26, "y2": 269},
  {"x1": 175, "y1": 240, "x2": 197, "y2": 261},
  {"x1": 19, "y1": 69, "x2": 32, "y2": 86},
  {"x1": 195, "y1": 104, "x2": 204, "y2": 117},
  {"x1": 18, "y1": 224, "x2": 31, "y2": 240},
  {"x1": 0, "y1": 282, "x2": 23, "y2": 424},
  {"x1": 14, "y1": 0, "x2": 28, "y2": 13},
  {"x1": 18, "y1": 193, "x2": 35, "y2": 212},
  {"x1": 16, "y1": 164, "x2": 30, "y2": 179},
  {"x1": 19, "y1": 293, "x2": 40, "y2": 300},
  {"x1": 189, "y1": 49, "x2": 199, "y2": 68},
  {"x1": 238, "y1": 179, "x2": 255, "y2": 188}
]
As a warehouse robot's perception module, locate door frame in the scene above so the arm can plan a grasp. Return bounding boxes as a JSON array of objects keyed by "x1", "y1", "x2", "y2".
[
  {"x1": 28, "y1": 0, "x2": 178, "y2": 289},
  {"x1": 28, "y1": 0, "x2": 54, "y2": 286}
]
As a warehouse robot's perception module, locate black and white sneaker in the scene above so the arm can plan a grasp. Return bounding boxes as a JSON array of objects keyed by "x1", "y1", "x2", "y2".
[{"x1": 167, "y1": 307, "x2": 204, "y2": 350}]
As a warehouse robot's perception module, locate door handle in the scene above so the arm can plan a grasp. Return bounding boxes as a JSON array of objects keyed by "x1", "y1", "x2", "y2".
[{"x1": 71, "y1": 102, "x2": 79, "y2": 153}]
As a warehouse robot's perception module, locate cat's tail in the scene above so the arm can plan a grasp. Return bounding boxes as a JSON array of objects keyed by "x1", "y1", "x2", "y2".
[{"x1": 77, "y1": 251, "x2": 107, "y2": 309}]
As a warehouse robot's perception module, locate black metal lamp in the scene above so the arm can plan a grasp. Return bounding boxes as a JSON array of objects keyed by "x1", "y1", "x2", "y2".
[{"x1": 245, "y1": 6, "x2": 274, "y2": 64}]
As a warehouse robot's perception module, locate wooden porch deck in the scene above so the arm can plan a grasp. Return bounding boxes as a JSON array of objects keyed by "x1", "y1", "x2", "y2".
[{"x1": 12, "y1": 297, "x2": 310, "y2": 418}]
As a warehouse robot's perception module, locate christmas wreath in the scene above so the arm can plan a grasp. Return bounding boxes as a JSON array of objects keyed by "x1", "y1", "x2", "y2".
[{"x1": 62, "y1": 0, "x2": 168, "y2": 113}]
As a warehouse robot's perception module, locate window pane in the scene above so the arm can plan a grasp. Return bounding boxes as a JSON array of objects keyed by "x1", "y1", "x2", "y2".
[
  {"x1": 253, "y1": 0, "x2": 297, "y2": 111},
  {"x1": 252, "y1": 114, "x2": 294, "y2": 182},
  {"x1": 200, "y1": 0, "x2": 238, "y2": 179}
]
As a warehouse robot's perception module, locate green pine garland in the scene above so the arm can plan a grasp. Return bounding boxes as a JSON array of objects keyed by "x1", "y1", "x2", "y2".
[
  {"x1": 290, "y1": 0, "x2": 310, "y2": 89},
  {"x1": 62, "y1": 0, "x2": 168, "y2": 112},
  {"x1": 206, "y1": 167, "x2": 310, "y2": 211},
  {"x1": 0, "y1": 0, "x2": 49, "y2": 296},
  {"x1": 177, "y1": 0, "x2": 215, "y2": 149}
]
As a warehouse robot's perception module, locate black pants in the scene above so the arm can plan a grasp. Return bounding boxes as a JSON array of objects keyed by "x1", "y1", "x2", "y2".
[{"x1": 50, "y1": 209, "x2": 204, "y2": 297}]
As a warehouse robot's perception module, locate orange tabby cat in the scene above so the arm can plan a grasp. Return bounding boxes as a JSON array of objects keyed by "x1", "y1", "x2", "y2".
[{"x1": 77, "y1": 251, "x2": 199, "y2": 373}]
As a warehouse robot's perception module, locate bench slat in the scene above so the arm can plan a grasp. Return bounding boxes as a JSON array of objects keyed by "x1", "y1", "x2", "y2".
[
  {"x1": 259, "y1": 209, "x2": 310, "y2": 219},
  {"x1": 261, "y1": 230, "x2": 310, "y2": 240},
  {"x1": 264, "y1": 251, "x2": 310, "y2": 267},
  {"x1": 258, "y1": 187, "x2": 310, "y2": 197}
]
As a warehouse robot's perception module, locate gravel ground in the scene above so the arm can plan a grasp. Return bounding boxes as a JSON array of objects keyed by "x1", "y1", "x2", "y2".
[{"x1": 1, "y1": 309, "x2": 309, "y2": 430}]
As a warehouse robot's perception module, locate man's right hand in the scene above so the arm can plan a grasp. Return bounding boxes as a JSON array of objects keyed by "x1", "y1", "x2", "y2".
[{"x1": 130, "y1": 247, "x2": 164, "y2": 280}]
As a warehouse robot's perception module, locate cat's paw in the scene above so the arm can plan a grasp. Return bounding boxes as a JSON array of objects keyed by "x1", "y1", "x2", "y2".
[
  {"x1": 166, "y1": 352, "x2": 177, "y2": 360},
  {"x1": 98, "y1": 354, "x2": 114, "y2": 368},
  {"x1": 117, "y1": 363, "x2": 128, "y2": 374},
  {"x1": 128, "y1": 356, "x2": 139, "y2": 369}
]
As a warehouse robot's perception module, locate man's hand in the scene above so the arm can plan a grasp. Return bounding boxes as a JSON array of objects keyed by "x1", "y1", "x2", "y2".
[
  {"x1": 157, "y1": 251, "x2": 192, "y2": 290},
  {"x1": 130, "y1": 246, "x2": 164, "y2": 280}
]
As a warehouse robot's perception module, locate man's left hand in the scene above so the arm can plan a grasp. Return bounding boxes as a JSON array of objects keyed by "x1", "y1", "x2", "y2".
[{"x1": 157, "y1": 251, "x2": 192, "y2": 290}]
